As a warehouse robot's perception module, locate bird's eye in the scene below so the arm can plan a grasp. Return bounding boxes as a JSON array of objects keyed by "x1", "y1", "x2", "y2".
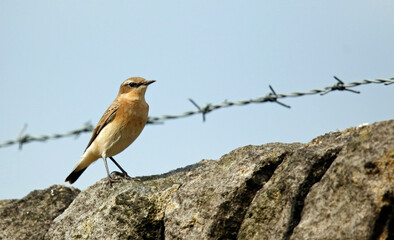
[{"x1": 129, "y1": 82, "x2": 137, "y2": 88}]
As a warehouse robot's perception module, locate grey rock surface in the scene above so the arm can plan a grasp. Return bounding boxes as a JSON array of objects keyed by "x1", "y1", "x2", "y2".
[
  {"x1": 1, "y1": 120, "x2": 393, "y2": 240},
  {"x1": 164, "y1": 143, "x2": 303, "y2": 240},
  {"x1": 290, "y1": 120, "x2": 394, "y2": 240},
  {"x1": 0, "y1": 185, "x2": 80, "y2": 240}
]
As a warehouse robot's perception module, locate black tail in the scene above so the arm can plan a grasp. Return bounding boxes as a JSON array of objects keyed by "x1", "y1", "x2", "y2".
[{"x1": 65, "y1": 168, "x2": 87, "y2": 184}]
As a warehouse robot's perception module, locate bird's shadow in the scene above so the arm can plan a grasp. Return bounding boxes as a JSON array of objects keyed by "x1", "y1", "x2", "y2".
[{"x1": 134, "y1": 160, "x2": 213, "y2": 182}]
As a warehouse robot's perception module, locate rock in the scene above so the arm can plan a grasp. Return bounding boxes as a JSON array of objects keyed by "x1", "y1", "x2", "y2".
[
  {"x1": 0, "y1": 185, "x2": 80, "y2": 240},
  {"x1": 1, "y1": 120, "x2": 393, "y2": 239},
  {"x1": 238, "y1": 133, "x2": 343, "y2": 240},
  {"x1": 0, "y1": 199, "x2": 17, "y2": 208},
  {"x1": 44, "y1": 176, "x2": 182, "y2": 240},
  {"x1": 45, "y1": 161, "x2": 212, "y2": 240},
  {"x1": 290, "y1": 121, "x2": 394, "y2": 240},
  {"x1": 238, "y1": 120, "x2": 394, "y2": 240},
  {"x1": 164, "y1": 143, "x2": 303, "y2": 240}
]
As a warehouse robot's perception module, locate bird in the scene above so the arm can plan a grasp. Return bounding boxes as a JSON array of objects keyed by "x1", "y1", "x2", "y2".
[{"x1": 65, "y1": 77, "x2": 155, "y2": 184}]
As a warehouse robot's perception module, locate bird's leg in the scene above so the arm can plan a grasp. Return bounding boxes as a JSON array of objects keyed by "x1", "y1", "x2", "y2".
[
  {"x1": 109, "y1": 156, "x2": 132, "y2": 179},
  {"x1": 103, "y1": 157, "x2": 120, "y2": 185}
]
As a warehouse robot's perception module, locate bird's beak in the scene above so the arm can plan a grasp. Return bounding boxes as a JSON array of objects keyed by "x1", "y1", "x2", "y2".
[{"x1": 144, "y1": 80, "x2": 156, "y2": 86}]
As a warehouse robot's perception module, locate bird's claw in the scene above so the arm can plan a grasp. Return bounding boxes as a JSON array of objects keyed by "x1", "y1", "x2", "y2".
[{"x1": 105, "y1": 176, "x2": 122, "y2": 186}]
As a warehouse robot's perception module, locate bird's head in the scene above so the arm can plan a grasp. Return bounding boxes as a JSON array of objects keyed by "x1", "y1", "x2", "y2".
[{"x1": 118, "y1": 77, "x2": 155, "y2": 99}]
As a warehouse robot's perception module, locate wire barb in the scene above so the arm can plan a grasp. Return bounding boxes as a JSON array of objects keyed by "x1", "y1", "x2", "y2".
[
  {"x1": 384, "y1": 79, "x2": 394, "y2": 85},
  {"x1": 0, "y1": 76, "x2": 392, "y2": 149},
  {"x1": 189, "y1": 98, "x2": 211, "y2": 122},
  {"x1": 18, "y1": 124, "x2": 29, "y2": 150},
  {"x1": 265, "y1": 85, "x2": 291, "y2": 108},
  {"x1": 321, "y1": 76, "x2": 361, "y2": 95}
]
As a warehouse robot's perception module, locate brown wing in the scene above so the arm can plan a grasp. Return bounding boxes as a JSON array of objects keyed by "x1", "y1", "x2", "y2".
[{"x1": 84, "y1": 100, "x2": 120, "y2": 152}]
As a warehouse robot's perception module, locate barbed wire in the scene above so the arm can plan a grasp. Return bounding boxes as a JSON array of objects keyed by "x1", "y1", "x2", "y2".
[{"x1": 1, "y1": 76, "x2": 393, "y2": 149}]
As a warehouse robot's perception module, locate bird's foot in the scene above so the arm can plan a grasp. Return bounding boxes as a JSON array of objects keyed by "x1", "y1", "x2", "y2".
[{"x1": 105, "y1": 175, "x2": 122, "y2": 186}]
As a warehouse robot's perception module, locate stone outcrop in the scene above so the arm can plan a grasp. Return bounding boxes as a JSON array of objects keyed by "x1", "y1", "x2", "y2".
[
  {"x1": 0, "y1": 185, "x2": 80, "y2": 240},
  {"x1": 1, "y1": 120, "x2": 393, "y2": 240}
]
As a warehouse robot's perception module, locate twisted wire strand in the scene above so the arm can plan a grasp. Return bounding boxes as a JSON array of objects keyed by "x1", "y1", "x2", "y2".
[{"x1": 1, "y1": 77, "x2": 393, "y2": 149}]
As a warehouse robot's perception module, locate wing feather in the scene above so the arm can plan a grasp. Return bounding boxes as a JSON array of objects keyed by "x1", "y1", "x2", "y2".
[{"x1": 84, "y1": 100, "x2": 120, "y2": 152}]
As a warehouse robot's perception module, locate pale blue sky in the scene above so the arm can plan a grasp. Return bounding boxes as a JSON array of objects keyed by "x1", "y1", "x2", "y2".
[{"x1": 1, "y1": 1, "x2": 393, "y2": 199}]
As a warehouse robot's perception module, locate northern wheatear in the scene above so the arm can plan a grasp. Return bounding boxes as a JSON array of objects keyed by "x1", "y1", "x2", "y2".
[{"x1": 65, "y1": 77, "x2": 155, "y2": 184}]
